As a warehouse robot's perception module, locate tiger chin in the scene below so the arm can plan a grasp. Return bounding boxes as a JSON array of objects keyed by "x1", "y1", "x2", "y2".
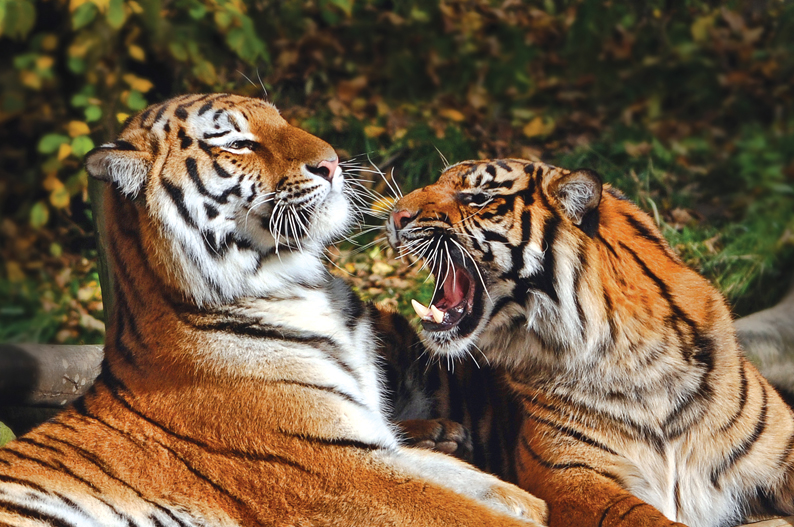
[
  {"x1": 0, "y1": 97, "x2": 548, "y2": 526},
  {"x1": 387, "y1": 158, "x2": 794, "y2": 527}
]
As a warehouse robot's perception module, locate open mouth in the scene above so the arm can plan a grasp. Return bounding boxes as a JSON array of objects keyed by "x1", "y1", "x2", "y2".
[{"x1": 411, "y1": 257, "x2": 478, "y2": 333}]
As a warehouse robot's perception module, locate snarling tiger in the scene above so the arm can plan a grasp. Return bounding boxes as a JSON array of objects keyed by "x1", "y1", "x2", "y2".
[
  {"x1": 386, "y1": 158, "x2": 794, "y2": 527},
  {"x1": 0, "y1": 96, "x2": 548, "y2": 526}
]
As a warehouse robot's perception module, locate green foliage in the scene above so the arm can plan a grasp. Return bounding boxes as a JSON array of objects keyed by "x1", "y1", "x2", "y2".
[
  {"x1": 0, "y1": 421, "x2": 14, "y2": 447},
  {"x1": 1, "y1": 0, "x2": 793, "y2": 343}
]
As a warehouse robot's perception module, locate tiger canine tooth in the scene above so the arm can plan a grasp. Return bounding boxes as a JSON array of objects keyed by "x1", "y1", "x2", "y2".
[
  {"x1": 429, "y1": 304, "x2": 445, "y2": 324},
  {"x1": 411, "y1": 299, "x2": 430, "y2": 319}
]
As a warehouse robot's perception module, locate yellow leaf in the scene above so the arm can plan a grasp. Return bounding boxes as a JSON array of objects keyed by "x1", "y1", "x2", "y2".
[
  {"x1": 68, "y1": 42, "x2": 89, "y2": 58},
  {"x1": 43, "y1": 175, "x2": 64, "y2": 191},
  {"x1": 371, "y1": 261, "x2": 395, "y2": 275},
  {"x1": 69, "y1": 0, "x2": 90, "y2": 12},
  {"x1": 36, "y1": 56, "x2": 54, "y2": 70},
  {"x1": 129, "y1": 45, "x2": 145, "y2": 62},
  {"x1": 691, "y1": 15, "x2": 715, "y2": 42},
  {"x1": 128, "y1": 1, "x2": 143, "y2": 13},
  {"x1": 439, "y1": 108, "x2": 465, "y2": 122},
  {"x1": 122, "y1": 73, "x2": 153, "y2": 92},
  {"x1": 522, "y1": 116, "x2": 555, "y2": 138},
  {"x1": 5, "y1": 261, "x2": 25, "y2": 283},
  {"x1": 20, "y1": 71, "x2": 41, "y2": 90},
  {"x1": 50, "y1": 186, "x2": 71, "y2": 209},
  {"x1": 364, "y1": 125, "x2": 386, "y2": 138},
  {"x1": 42, "y1": 35, "x2": 58, "y2": 51},
  {"x1": 67, "y1": 121, "x2": 91, "y2": 138},
  {"x1": 116, "y1": 112, "x2": 130, "y2": 123},
  {"x1": 57, "y1": 143, "x2": 73, "y2": 161},
  {"x1": 371, "y1": 196, "x2": 396, "y2": 215},
  {"x1": 376, "y1": 100, "x2": 390, "y2": 117}
]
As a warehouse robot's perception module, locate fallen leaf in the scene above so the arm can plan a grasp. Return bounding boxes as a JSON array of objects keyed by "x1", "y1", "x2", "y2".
[
  {"x1": 439, "y1": 108, "x2": 465, "y2": 122},
  {"x1": 364, "y1": 125, "x2": 386, "y2": 138},
  {"x1": 67, "y1": 120, "x2": 90, "y2": 137},
  {"x1": 522, "y1": 116, "x2": 555, "y2": 138}
]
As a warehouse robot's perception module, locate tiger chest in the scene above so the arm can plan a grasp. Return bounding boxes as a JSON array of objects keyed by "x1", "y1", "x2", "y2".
[{"x1": 619, "y1": 439, "x2": 742, "y2": 527}]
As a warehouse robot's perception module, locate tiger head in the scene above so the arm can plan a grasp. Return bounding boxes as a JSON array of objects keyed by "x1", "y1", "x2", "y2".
[
  {"x1": 86, "y1": 94, "x2": 348, "y2": 306},
  {"x1": 387, "y1": 159, "x2": 607, "y2": 361}
]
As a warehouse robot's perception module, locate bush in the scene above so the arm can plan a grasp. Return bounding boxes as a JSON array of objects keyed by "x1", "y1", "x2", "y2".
[{"x1": 1, "y1": 0, "x2": 792, "y2": 341}]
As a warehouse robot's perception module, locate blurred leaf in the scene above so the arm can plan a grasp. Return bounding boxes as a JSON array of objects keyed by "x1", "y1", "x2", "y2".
[
  {"x1": 67, "y1": 120, "x2": 90, "y2": 137},
  {"x1": 38, "y1": 133, "x2": 70, "y2": 154},
  {"x1": 410, "y1": 7, "x2": 429, "y2": 23},
  {"x1": 84, "y1": 105, "x2": 102, "y2": 122},
  {"x1": 439, "y1": 108, "x2": 465, "y2": 122},
  {"x1": 328, "y1": 0, "x2": 353, "y2": 17},
  {"x1": 188, "y1": 3, "x2": 206, "y2": 20},
  {"x1": 57, "y1": 143, "x2": 73, "y2": 160},
  {"x1": 106, "y1": 0, "x2": 125, "y2": 29},
  {"x1": 71, "y1": 135, "x2": 95, "y2": 157},
  {"x1": 29, "y1": 201, "x2": 49, "y2": 229},
  {"x1": 71, "y1": 2, "x2": 97, "y2": 30},
  {"x1": 0, "y1": 422, "x2": 14, "y2": 447},
  {"x1": 691, "y1": 14, "x2": 715, "y2": 42},
  {"x1": 129, "y1": 44, "x2": 145, "y2": 61},
  {"x1": 522, "y1": 116, "x2": 555, "y2": 138},
  {"x1": 122, "y1": 73, "x2": 153, "y2": 93},
  {"x1": 126, "y1": 90, "x2": 147, "y2": 110},
  {"x1": 50, "y1": 186, "x2": 71, "y2": 209},
  {"x1": 364, "y1": 125, "x2": 386, "y2": 138},
  {"x1": 168, "y1": 41, "x2": 188, "y2": 61},
  {"x1": 1, "y1": 0, "x2": 36, "y2": 39}
]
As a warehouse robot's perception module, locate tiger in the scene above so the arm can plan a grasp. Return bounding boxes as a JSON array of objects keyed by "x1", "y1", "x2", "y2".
[
  {"x1": 385, "y1": 158, "x2": 794, "y2": 527},
  {"x1": 0, "y1": 96, "x2": 549, "y2": 526}
]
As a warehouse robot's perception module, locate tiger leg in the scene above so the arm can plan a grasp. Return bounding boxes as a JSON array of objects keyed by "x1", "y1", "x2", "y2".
[
  {"x1": 516, "y1": 462, "x2": 685, "y2": 527},
  {"x1": 516, "y1": 425, "x2": 685, "y2": 527}
]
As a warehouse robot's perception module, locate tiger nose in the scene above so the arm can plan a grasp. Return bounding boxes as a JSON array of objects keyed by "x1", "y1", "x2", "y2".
[
  {"x1": 392, "y1": 209, "x2": 417, "y2": 231},
  {"x1": 306, "y1": 157, "x2": 339, "y2": 182}
]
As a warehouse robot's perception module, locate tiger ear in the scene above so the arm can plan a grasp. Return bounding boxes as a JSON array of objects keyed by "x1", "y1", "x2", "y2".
[
  {"x1": 85, "y1": 141, "x2": 152, "y2": 197},
  {"x1": 548, "y1": 169, "x2": 602, "y2": 226}
]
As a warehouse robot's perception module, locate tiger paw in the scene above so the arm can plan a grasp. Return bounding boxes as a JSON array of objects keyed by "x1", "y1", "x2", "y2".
[
  {"x1": 482, "y1": 479, "x2": 548, "y2": 526},
  {"x1": 399, "y1": 418, "x2": 474, "y2": 462}
]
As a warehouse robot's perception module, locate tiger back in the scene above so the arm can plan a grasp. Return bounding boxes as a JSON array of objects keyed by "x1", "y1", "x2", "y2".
[
  {"x1": 0, "y1": 99, "x2": 547, "y2": 527},
  {"x1": 387, "y1": 158, "x2": 794, "y2": 527}
]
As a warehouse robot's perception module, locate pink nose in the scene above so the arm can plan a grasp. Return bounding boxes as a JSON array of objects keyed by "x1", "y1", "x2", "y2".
[
  {"x1": 309, "y1": 157, "x2": 339, "y2": 182},
  {"x1": 392, "y1": 209, "x2": 414, "y2": 231}
]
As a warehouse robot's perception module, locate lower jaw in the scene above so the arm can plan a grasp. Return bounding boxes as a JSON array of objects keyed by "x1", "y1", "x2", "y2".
[{"x1": 421, "y1": 324, "x2": 476, "y2": 357}]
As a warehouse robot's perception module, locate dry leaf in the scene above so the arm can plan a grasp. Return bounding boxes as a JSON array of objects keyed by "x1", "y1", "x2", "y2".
[{"x1": 439, "y1": 108, "x2": 465, "y2": 122}]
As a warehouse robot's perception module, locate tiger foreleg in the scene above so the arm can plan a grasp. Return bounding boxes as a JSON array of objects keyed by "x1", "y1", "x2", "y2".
[
  {"x1": 381, "y1": 446, "x2": 548, "y2": 525},
  {"x1": 518, "y1": 467, "x2": 686, "y2": 527}
]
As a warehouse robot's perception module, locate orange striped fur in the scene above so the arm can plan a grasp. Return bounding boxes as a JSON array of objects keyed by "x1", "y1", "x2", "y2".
[
  {"x1": 387, "y1": 158, "x2": 794, "y2": 527},
  {"x1": 0, "y1": 99, "x2": 547, "y2": 526}
]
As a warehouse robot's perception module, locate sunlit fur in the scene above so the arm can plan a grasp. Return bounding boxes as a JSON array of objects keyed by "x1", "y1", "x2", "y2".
[
  {"x1": 0, "y1": 99, "x2": 548, "y2": 526},
  {"x1": 388, "y1": 158, "x2": 794, "y2": 527}
]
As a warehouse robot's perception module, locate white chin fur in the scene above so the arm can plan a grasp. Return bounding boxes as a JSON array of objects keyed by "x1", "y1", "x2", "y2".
[{"x1": 154, "y1": 175, "x2": 351, "y2": 307}]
